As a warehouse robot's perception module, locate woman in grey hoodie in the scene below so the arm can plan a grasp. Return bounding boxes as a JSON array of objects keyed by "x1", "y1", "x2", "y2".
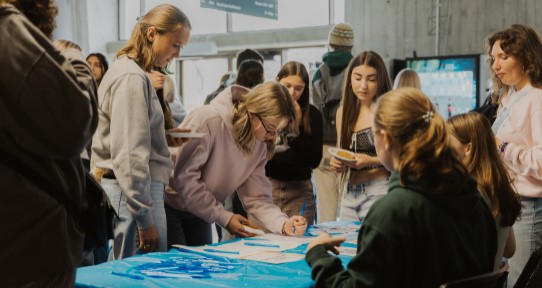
[{"x1": 91, "y1": 4, "x2": 191, "y2": 260}]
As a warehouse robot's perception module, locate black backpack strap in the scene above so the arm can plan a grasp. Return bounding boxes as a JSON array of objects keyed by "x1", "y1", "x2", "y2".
[{"x1": 319, "y1": 63, "x2": 331, "y2": 103}]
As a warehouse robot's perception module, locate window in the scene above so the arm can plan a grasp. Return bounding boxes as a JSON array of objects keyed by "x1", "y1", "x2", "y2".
[{"x1": 181, "y1": 58, "x2": 229, "y2": 113}]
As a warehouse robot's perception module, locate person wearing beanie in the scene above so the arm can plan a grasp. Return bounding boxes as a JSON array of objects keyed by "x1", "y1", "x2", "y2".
[
  {"x1": 236, "y1": 48, "x2": 264, "y2": 69},
  {"x1": 312, "y1": 23, "x2": 354, "y2": 86},
  {"x1": 204, "y1": 48, "x2": 264, "y2": 105},
  {"x1": 312, "y1": 23, "x2": 355, "y2": 223}
]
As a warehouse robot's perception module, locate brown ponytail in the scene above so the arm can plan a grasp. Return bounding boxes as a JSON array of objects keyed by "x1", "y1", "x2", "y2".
[{"x1": 374, "y1": 88, "x2": 468, "y2": 194}]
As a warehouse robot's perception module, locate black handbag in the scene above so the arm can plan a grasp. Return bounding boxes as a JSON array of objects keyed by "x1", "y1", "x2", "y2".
[{"x1": 81, "y1": 171, "x2": 117, "y2": 250}]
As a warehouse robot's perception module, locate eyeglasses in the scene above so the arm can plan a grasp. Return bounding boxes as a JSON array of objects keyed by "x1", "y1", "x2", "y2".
[{"x1": 255, "y1": 114, "x2": 277, "y2": 137}]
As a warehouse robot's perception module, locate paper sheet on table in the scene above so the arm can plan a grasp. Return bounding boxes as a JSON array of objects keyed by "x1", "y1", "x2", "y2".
[
  {"x1": 307, "y1": 221, "x2": 360, "y2": 236},
  {"x1": 257, "y1": 233, "x2": 315, "y2": 244},
  {"x1": 241, "y1": 251, "x2": 305, "y2": 264},
  {"x1": 338, "y1": 246, "x2": 357, "y2": 257},
  {"x1": 173, "y1": 236, "x2": 310, "y2": 264},
  {"x1": 173, "y1": 239, "x2": 298, "y2": 257}
]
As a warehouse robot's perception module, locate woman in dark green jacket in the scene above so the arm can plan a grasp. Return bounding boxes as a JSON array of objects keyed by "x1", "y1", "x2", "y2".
[{"x1": 305, "y1": 88, "x2": 497, "y2": 288}]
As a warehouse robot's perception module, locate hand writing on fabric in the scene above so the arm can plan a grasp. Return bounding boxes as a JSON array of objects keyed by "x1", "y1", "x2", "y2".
[
  {"x1": 307, "y1": 232, "x2": 346, "y2": 255},
  {"x1": 330, "y1": 156, "x2": 348, "y2": 173},
  {"x1": 138, "y1": 225, "x2": 159, "y2": 253},
  {"x1": 226, "y1": 214, "x2": 257, "y2": 238},
  {"x1": 166, "y1": 128, "x2": 191, "y2": 147},
  {"x1": 283, "y1": 216, "x2": 307, "y2": 236}
]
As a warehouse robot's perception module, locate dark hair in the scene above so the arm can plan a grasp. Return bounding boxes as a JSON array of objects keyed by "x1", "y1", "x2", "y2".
[
  {"x1": 236, "y1": 49, "x2": 264, "y2": 68},
  {"x1": 448, "y1": 112, "x2": 521, "y2": 226},
  {"x1": 374, "y1": 88, "x2": 469, "y2": 194},
  {"x1": 276, "y1": 61, "x2": 311, "y2": 134},
  {"x1": 339, "y1": 51, "x2": 392, "y2": 150},
  {"x1": 486, "y1": 24, "x2": 542, "y2": 90},
  {"x1": 235, "y1": 60, "x2": 264, "y2": 89},
  {"x1": 86, "y1": 53, "x2": 109, "y2": 74},
  {"x1": 8, "y1": 0, "x2": 58, "y2": 39}
]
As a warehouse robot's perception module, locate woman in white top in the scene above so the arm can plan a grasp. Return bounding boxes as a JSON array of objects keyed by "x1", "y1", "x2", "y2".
[{"x1": 486, "y1": 24, "x2": 542, "y2": 284}]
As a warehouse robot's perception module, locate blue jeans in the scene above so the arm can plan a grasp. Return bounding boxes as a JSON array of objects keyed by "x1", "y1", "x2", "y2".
[
  {"x1": 508, "y1": 197, "x2": 542, "y2": 286},
  {"x1": 101, "y1": 178, "x2": 167, "y2": 260},
  {"x1": 339, "y1": 178, "x2": 388, "y2": 221}
]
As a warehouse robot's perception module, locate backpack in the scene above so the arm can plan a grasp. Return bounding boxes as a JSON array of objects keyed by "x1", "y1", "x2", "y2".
[{"x1": 313, "y1": 63, "x2": 346, "y2": 144}]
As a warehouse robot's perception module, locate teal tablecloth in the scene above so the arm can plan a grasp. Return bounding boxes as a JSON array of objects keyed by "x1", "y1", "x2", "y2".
[{"x1": 76, "y1": 222, "x2": 358, "y2": 288}]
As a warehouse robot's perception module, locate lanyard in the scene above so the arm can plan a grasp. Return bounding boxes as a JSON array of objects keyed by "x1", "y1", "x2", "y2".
[{"x1": 491, "y1": 85, "x2": 532, "y2": 135}]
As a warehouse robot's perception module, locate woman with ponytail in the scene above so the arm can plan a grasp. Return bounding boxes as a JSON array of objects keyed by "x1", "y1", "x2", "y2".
[
  {"x1": 306, "y1": 88, "x2": 497, "y2": 287},
  {"x1": 91, "y1": 4, "x2": 191, "y2": 260}
]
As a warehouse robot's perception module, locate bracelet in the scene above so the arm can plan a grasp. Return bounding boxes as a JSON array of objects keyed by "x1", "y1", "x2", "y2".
[{"x1": 499, "y1": 142, "x2": 509, "y2": 157}]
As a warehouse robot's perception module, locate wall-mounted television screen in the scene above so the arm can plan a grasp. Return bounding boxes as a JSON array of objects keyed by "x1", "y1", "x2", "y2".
[{"x1": 406, "y1": 55, "x2": 480, "y2": 120}]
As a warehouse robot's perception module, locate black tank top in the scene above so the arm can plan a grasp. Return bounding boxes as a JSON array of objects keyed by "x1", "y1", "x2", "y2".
[{"x1": 349, "y1": 127, "x2": 384, "y2": 170}]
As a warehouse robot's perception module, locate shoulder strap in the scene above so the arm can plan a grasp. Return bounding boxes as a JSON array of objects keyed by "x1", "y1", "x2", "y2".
[
  {"x1": 320, "y1": 63, "x2": 331, "y2": 82},
  {"x1": 318, "y1": 64, "x2": 332, "y2": 102}
]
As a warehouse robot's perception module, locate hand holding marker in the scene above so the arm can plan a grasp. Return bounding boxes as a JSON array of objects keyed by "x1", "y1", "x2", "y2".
[{"x1": 292, "y1": 201, "x2": 307, "y2": 235}]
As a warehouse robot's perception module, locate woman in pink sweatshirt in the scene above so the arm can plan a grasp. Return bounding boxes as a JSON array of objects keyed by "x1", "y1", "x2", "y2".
[
  {"x1": 487, "y1": 24, "x2": 542, "y2": 285},
  {"x1": 165, "y1": 82, "x2": 308, "y2": 246}
]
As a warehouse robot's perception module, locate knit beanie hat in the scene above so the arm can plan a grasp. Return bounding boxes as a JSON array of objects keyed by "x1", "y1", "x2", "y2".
[{"x1": 328, "y1": 23, "x2": 354, "y2": 47}]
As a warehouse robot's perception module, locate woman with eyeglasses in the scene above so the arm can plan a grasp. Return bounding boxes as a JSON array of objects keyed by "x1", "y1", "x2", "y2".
[
  {"x1": 306, "y1": 88, "x2": 497, "y2": 287},
  {"x1": 164, "y1": 82, "x2": 308, "y2": 246},
  {"x1": 331, "y1": 51, "x2": 392, "y2": 221}
]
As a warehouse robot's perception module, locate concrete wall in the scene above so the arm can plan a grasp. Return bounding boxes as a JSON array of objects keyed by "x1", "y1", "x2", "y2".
[{"x1": 346, "y1": 0, "x2": 542, "y2": 59}]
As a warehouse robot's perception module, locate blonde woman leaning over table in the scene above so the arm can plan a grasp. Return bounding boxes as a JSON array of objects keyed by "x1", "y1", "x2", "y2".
[
  {"x1": 486, "y1": 24, "x2": 542, "y2": 285},
  {"x1": 331, "y1": 51, "x2": 392, "y2": 221},
  {"x1": 306, "y1": 88, "x2": 497, "y2": 288},
  {"x1": 165, "y1": 82, "x2": 307, "y2": 247}
]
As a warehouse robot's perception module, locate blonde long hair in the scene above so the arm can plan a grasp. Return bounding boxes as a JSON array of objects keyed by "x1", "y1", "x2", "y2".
[
  {"x1": 116, "y1": 4, "x2": 191, "y2": 72},
  {"x1": 448, "y1": 112, "x2": 521, "y2": 226},
  {"x1": 393, "y1": 68, "x2": 421, "y2": 90},
  {"x1": 374, "y1": 88, "x2": 468, "y2": 194},
  {"x1": 232, "y1": 82, "x2": 298, "y2": 159}
]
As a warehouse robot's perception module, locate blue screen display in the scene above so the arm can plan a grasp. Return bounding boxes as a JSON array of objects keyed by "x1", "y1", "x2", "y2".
[{"x1": 407, "y1": 56, "x2": 479, "y2": 120}]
